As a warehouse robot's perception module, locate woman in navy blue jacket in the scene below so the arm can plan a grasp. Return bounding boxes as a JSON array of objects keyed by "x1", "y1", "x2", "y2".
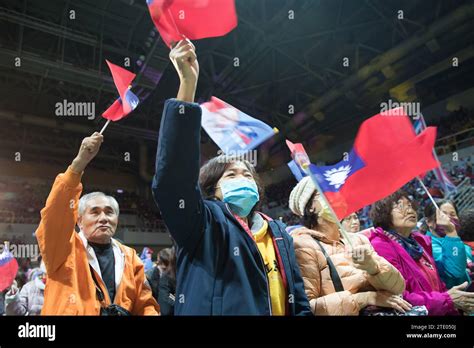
[{"x1": 152, "y1": 39, "x2": 311, "y2": 316}]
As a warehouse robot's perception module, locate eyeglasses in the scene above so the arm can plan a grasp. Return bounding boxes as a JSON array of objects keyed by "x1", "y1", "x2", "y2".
[{"x1": 392, "y1": 201, "x2": 415, "y2": 214}]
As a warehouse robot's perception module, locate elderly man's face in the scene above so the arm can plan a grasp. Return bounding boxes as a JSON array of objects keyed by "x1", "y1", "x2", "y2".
[{"x1": 77, "y1": 196, "x2": 118, "y2": 244}]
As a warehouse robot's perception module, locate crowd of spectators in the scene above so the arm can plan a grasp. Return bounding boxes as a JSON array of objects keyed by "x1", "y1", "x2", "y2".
[
  {"x1": 0, "y1": 178, "x2": 163, "y2": 231},
  {"x1": 436, "y1": 107, "x2": 474, "y2": 139},
  {"x1": 435, "y1": 107, "x2": 474, "y2": 154}
]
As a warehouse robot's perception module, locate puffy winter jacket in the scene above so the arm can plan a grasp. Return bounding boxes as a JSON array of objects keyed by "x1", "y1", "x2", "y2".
[
  {"x1": 292, "y1": 226, "x2": 405, "y2": 315},
  {"x1": 5, "y1": 278, "x2": 45, "y2": 315}
]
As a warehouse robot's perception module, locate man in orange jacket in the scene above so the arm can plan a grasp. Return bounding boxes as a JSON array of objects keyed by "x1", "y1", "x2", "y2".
[{"x1": 36, "y1": 132, "x2": 159, "y2": 315}]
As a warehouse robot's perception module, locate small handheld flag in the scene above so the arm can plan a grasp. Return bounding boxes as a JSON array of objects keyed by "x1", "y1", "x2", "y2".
[
  {"x1": 100, "y1": 60, "x2": 140, "y2": 133},
  {"x1": 201, "y1": 96, "x2": 276, "y2": 154}
]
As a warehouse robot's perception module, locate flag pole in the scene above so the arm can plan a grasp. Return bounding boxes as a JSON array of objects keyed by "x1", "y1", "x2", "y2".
[
  {"x1": 99, "y1": 120, "x2": 111, "y2": 135},
  {"x1": 414, "y1": 111, "x2": 455, "y2": 197},
  {"x1": 302, "y1": 163, "x2": 354, "y2": 249},
  {"x1": 417, "y1": 176, "x2": 440, "y2": 210}
]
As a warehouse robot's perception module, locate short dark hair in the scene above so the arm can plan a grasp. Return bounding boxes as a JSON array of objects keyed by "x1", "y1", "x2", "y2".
[
  {"x1": 369, "y1": 190, "x2": 418, "y2": 231},
  {"x1": 424, "y1": 199, "x2": 458, "y2": 223},
  {"x1": 460, "y1": 208, "x2": 474, "y2": 241},
  {"x1": 198, "y1": 155, "x2": 264, "y2": 211},
  {"x1": 158, "y1": 247, "x2": 176, "y2": 282}
]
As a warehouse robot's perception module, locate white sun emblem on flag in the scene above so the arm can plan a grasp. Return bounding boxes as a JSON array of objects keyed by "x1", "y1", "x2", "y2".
[
  {"x1": 323, "y1": 165, "x2": 352, "y2": 189},
  {"x1": 129, "y1": 97, "x2": 139, "y2": 110}
]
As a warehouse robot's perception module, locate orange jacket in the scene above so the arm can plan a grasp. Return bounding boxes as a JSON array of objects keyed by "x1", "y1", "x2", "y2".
[{"x1": 36, "y1": 167, "x2": 159, "y2": 315}]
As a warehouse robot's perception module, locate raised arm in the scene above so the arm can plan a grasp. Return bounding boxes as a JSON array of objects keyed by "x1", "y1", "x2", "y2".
[
  {"x1": 151, "y1": 39, "x2": 206, "y2": 249},
  {"x1": 431, "y1": 210, "x2": 469, "y2": 287},
  {"x1": 36, "y1": 133, "x2": 103, "y2": 275}
]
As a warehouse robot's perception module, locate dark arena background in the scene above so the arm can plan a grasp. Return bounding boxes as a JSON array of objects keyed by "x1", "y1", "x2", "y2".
[{"x1": 0, "y1": 0, "x2": 473, "y2": 346}]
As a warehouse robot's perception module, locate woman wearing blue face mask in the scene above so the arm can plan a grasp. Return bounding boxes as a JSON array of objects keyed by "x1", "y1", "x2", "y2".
[
  {"x1": 151, "y1": 39, "x2": 311, "y2": 316},
  {"x1": 424, "y1": 200, "x2": 471, "y2": 289}
]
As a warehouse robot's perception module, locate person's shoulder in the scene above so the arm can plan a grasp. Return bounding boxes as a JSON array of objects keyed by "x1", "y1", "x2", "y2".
[
  {"x1": 412, "y1": 231, "x2": 432, "y2": 247},
  {"x1": 291, "y1": 228, "x2": 319, "y2": 251},
  {"x1": 114, "y1": 240, "x2": 137, "y2": 258},
  {"x1": 203, "y1": 199, "x2": 227, "y2": 218},
  {"x1": 367, "y1": 229, "x2": 395, "y2": 253}
]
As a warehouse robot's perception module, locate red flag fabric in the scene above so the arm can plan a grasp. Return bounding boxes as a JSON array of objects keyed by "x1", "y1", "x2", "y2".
[
  {"x1": 106, "y1": 60, "x2": 136, "y2": 100},
  {"x1": 324, "y1": 126, "x2": 438, "y2": 219},
  {"x1": 147, "y1": 0, "x2": 238, "y2": 47},
  {"x1": 102, "y1": 60, "x2": 140, "y2": 121},
  {"x1": 0, "y1": 246, "x2": 18, "y2": 291},
  {"x1": 290, "y1": 108, "x2": 440, "y2": 219}
]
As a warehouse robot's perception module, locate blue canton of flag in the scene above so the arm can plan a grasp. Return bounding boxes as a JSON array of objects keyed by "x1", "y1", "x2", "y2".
[{"x1": 309, "y1": 149, "x2": 366, "y2": 193}]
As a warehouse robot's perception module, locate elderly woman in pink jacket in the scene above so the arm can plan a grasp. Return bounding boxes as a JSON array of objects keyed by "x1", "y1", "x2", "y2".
[{"x1": 368, "y1": 190, "x2": 474, "y2": 315}]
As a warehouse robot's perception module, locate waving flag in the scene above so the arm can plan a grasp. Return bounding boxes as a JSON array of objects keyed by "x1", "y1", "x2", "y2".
[
  {"x1": 102, "y1": 60, "x2": 140, "y2": 121},
  {"x1": 0, "y1": 245, "x2": 18, "y2": 291},
  {"x1": 287, "y1": 108, "x2": 439, "y2": 219},
  {"x1": 147, "y1": 0, "x2": 237, "y2": 47},
  {"x1": 201, "y1": 96, "x2": 277, "y2": 154},
  {"x1": 414, "y1": 113, "x2": 456, "y2": 194}
]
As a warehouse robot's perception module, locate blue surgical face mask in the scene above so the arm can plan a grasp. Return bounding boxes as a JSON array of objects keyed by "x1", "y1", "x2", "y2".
[{"x1": 219, "y1": 178, "x2": 259, "y2": 217}]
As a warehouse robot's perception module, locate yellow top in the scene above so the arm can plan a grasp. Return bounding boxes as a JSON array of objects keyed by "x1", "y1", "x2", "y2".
[{"x1": 253, "y1": 220, "x2": 286, "y2": 315}]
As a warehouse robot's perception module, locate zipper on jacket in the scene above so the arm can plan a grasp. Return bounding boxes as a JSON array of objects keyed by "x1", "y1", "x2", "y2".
[
  {"x1": 225, "y1": 204, "x2": 272, "y2": 315},
  {"x1": 255, "y1": 242, "x2": 273, "y2": 315}
]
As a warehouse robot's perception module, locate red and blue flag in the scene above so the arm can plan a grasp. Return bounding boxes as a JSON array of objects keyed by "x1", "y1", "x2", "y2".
[
  {"x1": 102, "y1": 60, "x2": 140, "y2": 121},
  {"x1": 201, "y1": 96, "x2": 276, "y2": 154}
]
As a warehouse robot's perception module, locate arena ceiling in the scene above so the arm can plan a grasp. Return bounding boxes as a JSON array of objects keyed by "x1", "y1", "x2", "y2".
[{"x1": 0, "y1": 0, "x2": 473, "y2": 174}]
